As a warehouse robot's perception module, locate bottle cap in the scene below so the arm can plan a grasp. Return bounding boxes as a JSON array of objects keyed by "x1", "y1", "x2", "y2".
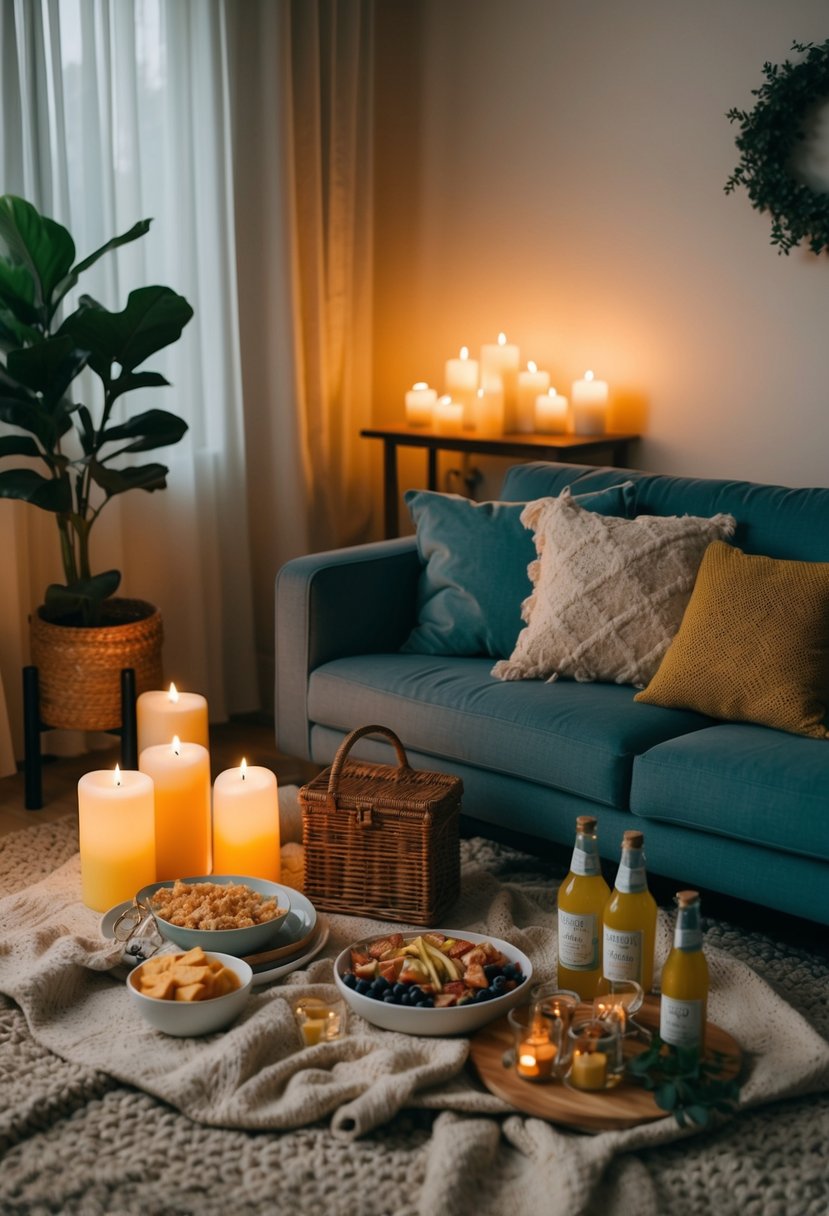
[
  {"x1": 576, "y1": 816, "x2": 598, "y2": 833},
  {"x1": 622, "y1": 830, "x2": 644, "y2": 848},
  {"x1": 676, "y1": 890, "x2": 699, "y2": 907}
]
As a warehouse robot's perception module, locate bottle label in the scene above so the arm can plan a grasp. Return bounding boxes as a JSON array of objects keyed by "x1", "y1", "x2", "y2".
[
  {"x1": 659, "y1": 996, "x2": 704, "y2": 1048},
  {"x1": 570, "y1": 848, "x2": 600, "y2": 877},
  {"x1": 603, "y1": 927, "x2": 643, "y2": 981},
  {"x1": 558, "y1": 910, "x2": 599, "y2": 970},
  {"x1": 615, "y1": 866, "x2": 647, "y2": 894},
  {"x1": 675, "y1": 928, "x2": 703, "y2": 950}
]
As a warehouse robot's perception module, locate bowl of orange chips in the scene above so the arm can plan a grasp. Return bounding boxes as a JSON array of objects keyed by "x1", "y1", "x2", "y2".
[{"x1": 127, "y1": 947, "x2": 253, "y2": 1036}]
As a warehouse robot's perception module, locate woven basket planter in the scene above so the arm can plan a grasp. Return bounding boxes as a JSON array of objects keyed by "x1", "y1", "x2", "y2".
[{"x1": 30, "y1": 598, "x2": 164, "y2": 732}]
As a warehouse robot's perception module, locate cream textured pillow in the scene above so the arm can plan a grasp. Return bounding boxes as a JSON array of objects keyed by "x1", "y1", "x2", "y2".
[{"x1": 491, "y1": 490, "x2": 736, "y2": 687}]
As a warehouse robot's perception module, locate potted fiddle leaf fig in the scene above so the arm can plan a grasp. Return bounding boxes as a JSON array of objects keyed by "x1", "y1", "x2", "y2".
[{"x1": 0, "y1": 194, "x2": 193, "y2": 730}]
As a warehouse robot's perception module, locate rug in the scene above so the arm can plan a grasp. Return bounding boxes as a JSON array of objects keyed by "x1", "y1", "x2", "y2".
[{"x1": 1, "y1": 816, "x2": 828, "y2": 1216}]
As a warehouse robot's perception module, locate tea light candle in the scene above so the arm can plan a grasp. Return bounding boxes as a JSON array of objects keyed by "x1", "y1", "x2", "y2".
[
  {"x1": 474, "y1": 385, "x2": 504, "y2": 437},
  {"x1": 77, "y1": 767, "x2": 156, "y2": 912},
  {"x1": 434, "y1": 395, "x2": 464, "y2": 435},
  {"x1": 571, "y1": 369, "x2": 608, "y2": 434},
  {"x1": 480, "y1": 333, "x2": 520, "y2": 430},
  {"x1": 213, "y1": 760, "x2": 280, "y2": 881},
  {"x1": 294, "y1": 997, "x2": 345, "y2": 1045},
  {"x1": 571, "y1": 1048, "x2": 608, "y2": 1090},
  {"x1": 517, "y1": 1034, "x2": 557, "y2": 1081},
  {"x1": 444, "y1": 346, "x2": 479, "y2": 428},
  {"x1": 535, "y1": 387, "x2": 569, "y2": 434},
  {"x1": 139, "y1": 736, "x2": 211, "y2": 879},
  {"x1": 405, "y1": 382, "x2": 437, "y2": 427},
  {"x1": 516, "y1": 361, "x2": 550, "y2": 433},
  {"x1": 137, "y1": 683, "x2": 209, "y2": 753}
]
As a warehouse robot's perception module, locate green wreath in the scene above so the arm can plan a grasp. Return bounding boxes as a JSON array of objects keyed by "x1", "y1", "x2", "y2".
[{"x1": 725, "y1": 39, "x2": 829, "y2": 255}]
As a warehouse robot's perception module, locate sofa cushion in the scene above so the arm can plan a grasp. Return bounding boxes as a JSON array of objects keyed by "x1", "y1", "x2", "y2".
[
  {"x1": 635, "y1": 541, "x2": 829, "y2": 739},
  {"x1": 630, "y1": 723, "x2": 829, "y2": 862},
  {"x1": 401, "y1": 482, "x2": 636, "y2": 660},
  {"x1": 492, "y1": 490, "x2": 735, "y2": 687},
  {"x1": 306, "y1": 653, "x2": 713, "y2": 809}
]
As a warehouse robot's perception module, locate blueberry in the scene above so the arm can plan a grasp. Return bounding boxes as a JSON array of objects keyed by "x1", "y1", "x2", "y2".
[
  {"x1": 355, "y1": 979, "x2": 372, "y2": 995},
  {"x1": 484, "y1": 963, "x2": 500, "y2": 981},
  {"x1": 416, "y1": 999, "x2": 432, "y2": 1007},
  {"x1": 408, "y1": 986, "x2": 423, "y2": 1001},
  {"x1": 474, "y1": 988, "x2": 493, "y2": 1002},
  {"x1": 392, "y1": 983, "x2": 407, "y2": 997},
  {"x1": 383, "y1": 993, "x2": 397, "y2": 1003},
  {"x1": 399, "y1": 992, "x2": 411, "y2": 1006},
  {"x1": 342, "y1": 972, "x2": 357, "y2": 989},
  {"x1": 491, "y1": 975, "x2": 507, "y2": 993},
  {"x1": 503, "y1": 964, "x2": 519, "y2": 980},
  {"x1": 458, "y1": 995, "x2": 474, "y2": 1005},
  {"x1": 373, "y1": 975, "x2": 390, "y2": 993}
]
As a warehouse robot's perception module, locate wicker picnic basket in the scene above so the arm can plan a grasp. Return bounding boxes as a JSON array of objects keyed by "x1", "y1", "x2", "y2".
[{"x1": 299, "y1": 724, "x2": 462, "y2": 925}]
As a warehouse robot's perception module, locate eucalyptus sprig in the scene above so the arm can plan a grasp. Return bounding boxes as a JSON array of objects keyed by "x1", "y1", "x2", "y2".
[{"x1": 626, "y1": 1033, "x2": 741, "y2": 1128}]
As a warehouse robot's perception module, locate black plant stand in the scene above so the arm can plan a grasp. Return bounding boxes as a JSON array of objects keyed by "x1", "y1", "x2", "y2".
[{"x1": 23, "y1": 666, "x2": 138, "y2": 810}]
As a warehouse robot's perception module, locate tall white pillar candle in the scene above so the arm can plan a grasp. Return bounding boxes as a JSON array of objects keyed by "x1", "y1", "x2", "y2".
[
  {"x1": 139, "y1": 737, "x2": 211, "y2": 880},
  {"x1": 405, "y1": 382, "x2": 437, "y2": 427},
  {"x1": 434, "y1": 395, "x2": 464, "y2": 435},
  {"x1": 516, "y1": 361, "x2": 551, "y2": 433},
  {"x1": 535, "y1": 387, "x2": 570, "y2": 434},
  {"x1": 213, "y1": 760, "x2": 281, "y2": 881},
  {"x1": 572, "y1": 370, "x2": 608, "y2": 434},
  {"x1": 77, "y1": 767, "x2": 156, "y2": 912},
  {"x1": 444, "y1": 346, "x2": 479, "y2": 429},
  {"x1": 479, "y1": 333, "x2": 520, "y2": 430},
  {"x1": 475, "y1": 385, "x2": 505, "y2": 437},
  {"x1": 137, "y1": 683, "x2": 209, "y2": 753}
]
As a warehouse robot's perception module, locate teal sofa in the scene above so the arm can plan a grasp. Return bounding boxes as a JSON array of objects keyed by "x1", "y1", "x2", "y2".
[{"x1": 275, "y1": 461, "x2": 829, "y2": 926}]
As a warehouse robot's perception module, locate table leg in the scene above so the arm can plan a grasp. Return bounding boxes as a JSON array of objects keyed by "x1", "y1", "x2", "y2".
[
  {"x1": 383, "y1": 439, "x2": 399, "y2": 539},
  {"x1": 427, "y1": 448, "x2": 438, "y2": 491},
  {"x1": 23, "y1": 665, "x2": 43, "y2": 810},
  {"x1": 120, "y1": 668, "x2": 138, "y2": 769}
]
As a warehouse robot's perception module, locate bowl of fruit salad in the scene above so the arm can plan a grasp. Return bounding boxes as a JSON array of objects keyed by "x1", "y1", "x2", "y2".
[{"x1": 334, "y1": 929, "x2": 533, "y2": 1036}]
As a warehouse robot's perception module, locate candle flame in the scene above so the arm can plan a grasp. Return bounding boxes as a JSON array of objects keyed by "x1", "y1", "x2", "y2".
[
  {"x1": 438, "y1": 394, "x2": 452, "y2": 405},
  {"x1": 477, "y1": 387, "x2": 484, "y2": 398},
  {"x1": 168, "y1": 682, "x2": 179, "y2": 703},
  {"x1": 585, "y1": 369, "x2": 594, "y2": 381},
  {"x1": 114, "y1": 764, "x2": 122, "y2": 787},
  {"x1": 549, "y1": 387, "x2": 557, "y2": 396},
  {"x1": 240, "y1": 757, "x2": 247, "y2": 781},
  {"x1": 460, "y1": 346, "x2": 469, "y2": 360},
  {"x1": 519, "y1": 1053, "x2": 537, "y2": 1067},
  {"x1": 172, "y1": 734, "x2": 181, "y2": 756},
  {"x1": 498, "y1": 332, "x2": 507, "y2": 346},
  {"x1": 528, "y1": 360, "x2": 537, "y2": 374},
  {"x1": 412, "y1": 381, "x2": 428, "y2": 391}
]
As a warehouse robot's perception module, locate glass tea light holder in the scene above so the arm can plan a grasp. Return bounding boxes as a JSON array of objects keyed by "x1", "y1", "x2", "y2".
[
  {"x1": 566, "y1": 1017, "x2": 624, "y2": 1092},
  {"x1": 294, "y1": 996, "x2": 346, "y2": 1047},
  {"x1": 593, "y1": 977, "x2": 649, "y2": 1042},
  {"x1": 507, "y1": 1006, "x2": 560, "y2": 1083},
  {"x1": 528, "y1": 984, "x2": 581, "y2": 1073}
]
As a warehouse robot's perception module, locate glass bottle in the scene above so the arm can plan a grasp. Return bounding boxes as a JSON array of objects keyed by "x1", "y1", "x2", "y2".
[
  {"x1": 659, "y1": 890, "x2": 709, "y2": 1052},
  {"x1": 602, "y1": 830, "x2": 658, "y2": 992},
  {"x1": 557, "y1": 815, "x2": 610, "y2": 1000}
]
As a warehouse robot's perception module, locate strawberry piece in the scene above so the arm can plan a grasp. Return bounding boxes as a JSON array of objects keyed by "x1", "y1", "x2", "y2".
[
  {"x1": 350, "y1": 949, "x2": 372, "y2": 967},
  {"x1": 442, "y1": 980, "x2": 467, "y2": 998},
  {"x1": 423, "y1": 933, "x2": 447, "y2": 946},
  {"x1": 434, "y1": 993, "x2": 458, "y2": 1008},
  {"x1": 446, "y1": 939, "x2": 475, "y2": 959},
  {"x1": 464, "y1": 962, "x2": 488, "y2": 989},
  {"x1": 354, "y1": 961, "x2": 378, "y2": 980},
  {"x1": 461, "y1": 947, "x2": 488, "y2": 968},
  {"x1": 368, "y1": 934, "x2": 404, "y2": 960},
  {"x1": 378, "y1": 957, "x2": 404, "y2": 983}
]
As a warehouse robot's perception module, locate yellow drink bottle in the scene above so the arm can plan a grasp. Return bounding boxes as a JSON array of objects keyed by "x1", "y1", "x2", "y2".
[
  {"x1": 602, "y1": 830, "x2": 658, "y2": 992},
  {"x1": 557, "y1": 815, "x2": 610, "y2": 999},
  {"x1": 659, "y1": 890, "x2": 709, "y2": 1052}
]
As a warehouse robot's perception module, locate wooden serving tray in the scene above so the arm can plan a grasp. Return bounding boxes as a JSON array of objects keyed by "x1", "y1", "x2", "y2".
[{"x1": 468, "y1": 995, "x2": 741, "y2": 1133}]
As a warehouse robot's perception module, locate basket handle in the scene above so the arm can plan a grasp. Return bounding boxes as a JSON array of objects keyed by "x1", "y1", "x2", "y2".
[{"x1": 326, "y1": 724, "x2": 411, "y2": 800}]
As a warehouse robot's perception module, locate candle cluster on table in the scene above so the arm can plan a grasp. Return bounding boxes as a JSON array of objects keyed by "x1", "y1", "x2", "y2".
[
  {"x1": 77, "y1": 683, "x2": 283, "y2": 912},
  {"x1": 405, "y1": 334, "x2": 609, "y2": 437}
]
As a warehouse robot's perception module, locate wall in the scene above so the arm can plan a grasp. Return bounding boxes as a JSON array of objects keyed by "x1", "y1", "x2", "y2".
[{"x1": 372, "y1": 0, "x2": 829, "y2": 516}]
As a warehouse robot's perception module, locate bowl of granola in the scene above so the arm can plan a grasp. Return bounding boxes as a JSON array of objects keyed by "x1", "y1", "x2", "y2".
[{"x1": 136, "y1": 875, "x2": 292, "y2": 956}]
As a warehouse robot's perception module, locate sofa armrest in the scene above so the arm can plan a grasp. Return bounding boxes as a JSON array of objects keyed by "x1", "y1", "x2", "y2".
[{"x1": 274, "y1": 537, "x2": 421, "y2": 759}]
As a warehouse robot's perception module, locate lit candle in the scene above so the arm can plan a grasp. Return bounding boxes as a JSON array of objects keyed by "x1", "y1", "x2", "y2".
[
  {"x1": 571, "y1": 369, "x2": 609, "y2": 434},
  {"x1": 474, "y1": 385, "x2": 504, "y2": 437},
  {"x1": 139, "y1": 736, "x2": 211, "y2": 880},
  {"x1": 434, "y1": 395, "x2": 464, "y2": 435},
  {"x1": 405, "y1": 382, "x2": 437, "y2": 427},
  {"x1": 570, "y1": 1048, "x2": 608, "y2": 1090},
  {"x1": 137, "y1": 683, "x2": 209, "y2": 753},
  {"x1": 77, "y1": 767, "x2": 156, "y2": 912},
  {"x1": 535, "y1": 387, "x2": 569, "y2": 434},
  {"x1": 444, "y1": 346, "x2": 479, "y2": 429},
  {"x1": 212, "y1": 759, "x2": 281, "y2": 881},
  {"x1": 516, "y1": 361, "x2": 550, "y2": 433},
  {"x1": 516, "y1": 1034, "x2": 557, "y2": 1080},
  {"x1": 479, "y1": 333, "x2": 520, "y2": 430}
]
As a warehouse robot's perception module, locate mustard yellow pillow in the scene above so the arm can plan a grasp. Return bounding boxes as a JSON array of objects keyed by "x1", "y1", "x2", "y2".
[{"x1": 635, "y1": 540, "x2": 829, "y2": 738}]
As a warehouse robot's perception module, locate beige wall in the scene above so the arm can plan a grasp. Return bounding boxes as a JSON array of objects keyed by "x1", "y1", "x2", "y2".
[{"x1": 373, "y1": 0, "x2": 829, "y2": 514}]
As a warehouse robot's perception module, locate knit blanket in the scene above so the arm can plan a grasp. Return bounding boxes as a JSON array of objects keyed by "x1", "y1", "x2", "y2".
[{"x1": 1, "y1": 816, "x2": 828, "y2": 1216}]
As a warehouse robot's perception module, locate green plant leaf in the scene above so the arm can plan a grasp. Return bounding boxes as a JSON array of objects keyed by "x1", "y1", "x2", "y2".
[
  {"x1": 108, "y1": 369, "x2": 170, "y2": 403},
  {"x1": 0, "y1": 196, "x2": 75, "y2": 319},
  {"x1": 0, "y1": 468, "x2": 71, "y2": 511},
  {"x1": 89, "y1": 460, "x2": 169, "y2": 496},
  {"x1": 60, "y1": 285, "x2": 193, "y2": 377},
  {"x1": 6, "y1": 335, "x2": 90, "y2": 406},
  {"x1": 655, "y1": 1082, "x2": 677, "y2": 1111},
  {"x1": 0, "y1": 259, "x2": 39, "y2": 326},
  {"x1": 102, "y1": 408, "x2": 188, "y2": 453},
  {"x1": 45, "y1": 569, "x2": 121, "y2": 625},
  {"x1": 0, "y1": 435, "x2": 41, "y2": 458}
]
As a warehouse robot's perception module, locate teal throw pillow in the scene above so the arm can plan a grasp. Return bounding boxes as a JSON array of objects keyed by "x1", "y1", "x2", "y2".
[{"x1": 401, "y1": 482, "x2": 637, "y2": 658}]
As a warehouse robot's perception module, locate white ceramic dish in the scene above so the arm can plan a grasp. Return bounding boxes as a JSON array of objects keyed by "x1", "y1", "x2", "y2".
[
  {"x1": 334, "y1": 929, "x2": 533, "y2": 1037},
  {"x1": 249, "y1": 918, "x2": 330, "y2": 987},
  {"x1": 135, "y1": 875, "x2": 293, "y2": 956},
  {"x1": 127, "y1": 951, "x2": 252, "y2": 1037}
]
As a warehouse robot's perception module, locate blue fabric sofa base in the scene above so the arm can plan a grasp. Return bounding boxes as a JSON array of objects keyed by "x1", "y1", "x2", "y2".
[{"x1": 275, "y1": 459, "x2": 829, "y2": 927}]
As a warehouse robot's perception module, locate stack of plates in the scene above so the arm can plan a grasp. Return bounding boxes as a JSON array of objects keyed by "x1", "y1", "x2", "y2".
[{"x1": 100, "y1": 885, "x2": 328, "y2": 987}]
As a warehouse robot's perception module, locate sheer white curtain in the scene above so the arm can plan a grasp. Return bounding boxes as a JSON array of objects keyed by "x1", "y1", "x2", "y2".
[{"x1": 0, "y1": 0, "x2": 259, "y2": 762}]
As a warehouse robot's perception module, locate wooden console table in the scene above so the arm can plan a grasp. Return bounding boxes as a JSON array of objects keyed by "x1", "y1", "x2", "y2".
[{"x1": 361, "y1": 425, "x2": 639, "y2": 538}]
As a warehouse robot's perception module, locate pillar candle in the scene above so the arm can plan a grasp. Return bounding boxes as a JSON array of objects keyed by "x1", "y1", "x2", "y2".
[
  {"x1": 571, "y1": 370, "x2": 609, "y2": 434},
  {"x1": 212, "y1": 760, "x2": 281, "y2": 881},
  {"x1": 570, "y1": 1048, "x2": 608, "y2": 1090},
  {"x1": 479, "y1": 333, "x2": 520, "y2": 430},
  {"x1": 516, "y1": 361, "x2": 550, "y2": 433},
  {"x1": 139, "y1": 737, "x2": 211, "y2": 880},
  {"x1": 475, "y1": 385, "x2": 504, "y2": 437},
  {"x1": 444, "y1": 346, "x2": 479, "y2": 429},
  {"x1": 77, "y1": 767, "x2": 156, "y2": 912},
  {"x1": 434, "y1": 395, "x2": 464, "y2": 435},
  {"x1": 405, "y1": 382, "x2": 437, "y2": 427},
  {"x1": 516, "y1": 1035, "x2": 557, "y2": 1080},
  {"x1": 535, "y1": 387, "x2": 569, "y2": 434},
  {"x1": 137, "y1": 683, "x2": 209, "y2": 753}
]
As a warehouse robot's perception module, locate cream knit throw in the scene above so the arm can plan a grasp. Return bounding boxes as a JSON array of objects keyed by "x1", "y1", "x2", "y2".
[{"x1": 1, "y1": 817, "x2": 828, "y2": 1216}]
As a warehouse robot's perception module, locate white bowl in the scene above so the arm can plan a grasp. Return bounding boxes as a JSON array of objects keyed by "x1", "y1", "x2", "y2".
[
  {"x1": 127, "y1": 951, "x2": 253, "y2": 1037},
  {"x1": 334, "y1": 929, "x2": 533, "y2": 1037},
  {"x1": 136, "y1": 875, "x2": 292, "y2": 957}
]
